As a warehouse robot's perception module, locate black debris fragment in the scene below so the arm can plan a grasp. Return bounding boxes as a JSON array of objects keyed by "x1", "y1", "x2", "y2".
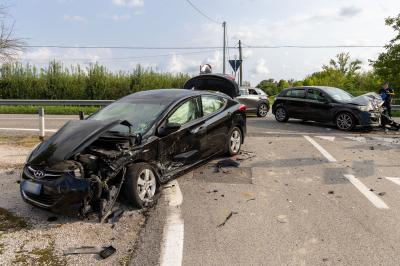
[
  {"x1": 328, "y1": 191, "x2": 334, "y2": 195},
  {"x1": 214, "y1": 159, "x2": 240, "y2": 173},
  {"x1": 235, "y1": 150, "x2": 256, "y2": 161},
  {"x1": 369, "y1": 188, "x2": 374, "y2": 192},
  {"x1": 322, "y1": 258, "x2": 329, "y2": 262},
  {"x1": 99, "y1": 246, "x2": 116, "y2": 259},
  {"x1": 217, "y1": 211, "x2": 238, "y2": 227},
  {"x1": 246, "y1": 198, "x2": 256, "y2": 202},
  {"x1": 221, "y1": 194, "x2": 225, "y2": 197},
  {"x1": 107, "y1": 209, "x2": 124, "y2": 224},
  {"x1": 378, "y1": 192, "x2": 386, "y2": 196},
  {"x1": 47, "y1": 216, "x2": 58, "y2": 222},
  {"x1": 370, "y1": 146, "x2": 375, "y2": 150}
]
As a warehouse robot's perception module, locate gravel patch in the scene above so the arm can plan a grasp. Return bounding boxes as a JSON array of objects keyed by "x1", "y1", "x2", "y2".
[{"x1": 0, "y1": 143, "x2": 146, "y2": 265}]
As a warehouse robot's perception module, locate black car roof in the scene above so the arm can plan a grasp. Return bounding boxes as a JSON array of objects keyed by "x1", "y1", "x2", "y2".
[
  {"x1": 121, "y1": 88, "x2": 223, "y2": 104},
  {"x1": 284, "y1": 86, "x2": 341, "y2": 92}
]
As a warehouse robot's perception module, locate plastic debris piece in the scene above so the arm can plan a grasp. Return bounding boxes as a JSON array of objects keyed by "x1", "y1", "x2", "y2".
[
  {"x1": 217, "y1": 211, "x2": 238, "y2": 227},
  {"x1": 99, "y1": 246, "x2": 116, "y2": 259}
]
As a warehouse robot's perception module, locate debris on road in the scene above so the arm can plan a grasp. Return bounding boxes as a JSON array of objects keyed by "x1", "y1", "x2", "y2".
[
  {"x1": 370, "y1": 146, "x2": 375, "y2": 150},
  {"x1": 328, "y1": 191, "x2": 334, "y2": 195},
  {"x1": 217, "y1": 211, "x2": 238, "y2": 227},
  {"x1": 276, "y1": 215, "x2": 288, "y2": 224},
  {"x1": 246, "y1": 198, "x2": 256, "y2": 202},
  {"x1": 234, "y1": 150, "x2": 256, "y2": 161},
  {"x1": 107, "y1": 209, "x2": 124, "y2": 224},
  {"x1": 214, "y1": 159, "x2": 240, "y2": 173},
  {"x1": 378, "y1": 192, "x2": 386, "y2": 196},
  {"x1": 63, "y1": 245, "x2": 116, "y2": 259}
]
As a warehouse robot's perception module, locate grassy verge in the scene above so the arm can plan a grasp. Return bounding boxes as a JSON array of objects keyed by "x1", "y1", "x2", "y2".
[
  {"x1": 0, "y1": 207, "x2": 29, "y2": 232},
  {"x1": 0, "y1": 105, "x2": 101, "y2": 115}
]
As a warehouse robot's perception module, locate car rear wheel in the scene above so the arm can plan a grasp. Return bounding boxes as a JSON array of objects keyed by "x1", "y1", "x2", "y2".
[
  {"x1": 335, "y1": 112, "x2": 355, "y2": 131},
  {"x1": 227, "y1": 127, "x2": 242, "y2": 156},
  {"x1": 257, "y1": 103, "x2": 269, "y2": 117},
  {"x1": 123, "y1": 163, "x2": 158, "y2": 208},
  {"x1": 275, "y1": 107, "x2": 289, "y2": 122}
]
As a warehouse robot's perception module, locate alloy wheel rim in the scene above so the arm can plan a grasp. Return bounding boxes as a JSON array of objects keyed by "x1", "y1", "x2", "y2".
[
  {"x1": 230, "y1": 130, "x2": 241, "y2": 153},
  {"x1": 337, "y1": 114, "x2": 352, "y2": 130},
  {"x1": 137, "y1": 169, "x2": 156, "y2": 201},
  {"x1": 259, "y1": 104, "x2": 268, "y2": 116},
  {"x1": 276, "y1": 108, "x2": 286, "y2": 121}
]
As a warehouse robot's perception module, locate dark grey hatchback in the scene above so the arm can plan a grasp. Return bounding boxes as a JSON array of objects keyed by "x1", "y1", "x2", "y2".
[{"x1": 272, "y1": 86, "x2": 382, "y2": 131}]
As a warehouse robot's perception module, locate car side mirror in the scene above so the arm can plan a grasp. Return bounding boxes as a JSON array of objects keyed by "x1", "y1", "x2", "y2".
[{"x1": 158, "y1": 122, "x2": 181, "y2": 137}]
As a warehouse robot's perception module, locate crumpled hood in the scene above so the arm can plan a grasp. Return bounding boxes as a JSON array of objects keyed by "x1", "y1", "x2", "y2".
[
  {"x1": 348, "y1": 92, "x2": 383, "y2": 106},
  {"x1": 28, "y1": 119, "x2": 122, "y2": 166}
]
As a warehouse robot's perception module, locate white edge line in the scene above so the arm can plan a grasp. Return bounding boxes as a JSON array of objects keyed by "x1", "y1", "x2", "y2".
[
  {"x1": 303, "y1": 135, "x2": 337, "y2": 162},
  {"x1": 344, "y1": 174, "x2": 389, "y2": 209},
  {"x1": 385, "y1": 177, "x2": 400, "y2": 186},
  {"x1": 0, "y1": 127, "x2": 58, "y2": 132},
  {"x1": 160, "y1": 180, "x2": 184, "y2": 266}
]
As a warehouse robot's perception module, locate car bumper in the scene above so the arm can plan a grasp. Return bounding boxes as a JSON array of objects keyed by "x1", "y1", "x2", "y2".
[
  {"x1": 356, "y1": 111, "x2": 381, "y2": 126},
  {"x1": 20, "y1": 165, "x2": 90, "y2": 215}
]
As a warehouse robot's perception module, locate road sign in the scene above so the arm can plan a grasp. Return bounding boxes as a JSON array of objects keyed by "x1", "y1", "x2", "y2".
[{"x1": 229, "y1": 60, "x2": 242, "y2": 72}]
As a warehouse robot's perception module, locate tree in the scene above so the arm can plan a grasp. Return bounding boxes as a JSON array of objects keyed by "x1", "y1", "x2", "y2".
[
  {"x1": 322, "y1": 52, "x2": 362, "y2": 76},
  {"x1": 371, "y1": 13, "x2": 400, "y2": 88},
  {"x1": 0, "y1": 5, "x2": 24, "y2": 62}
]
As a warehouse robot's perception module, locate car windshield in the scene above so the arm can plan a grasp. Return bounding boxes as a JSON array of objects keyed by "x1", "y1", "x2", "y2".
[
  {"x1": 326, "y1": 88, "x2": 353, "y2": 102},
  {"x1": 89, "y1": 100, "x2": 169, "y2": 134},
  {"x1": 255, "y1": 88, "x2": 266, "y2": 95}
]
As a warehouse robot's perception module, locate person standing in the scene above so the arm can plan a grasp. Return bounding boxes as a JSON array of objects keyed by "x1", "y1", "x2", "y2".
[{"x1": 380, "y1": 82, "x2": 395, "y2": 118}]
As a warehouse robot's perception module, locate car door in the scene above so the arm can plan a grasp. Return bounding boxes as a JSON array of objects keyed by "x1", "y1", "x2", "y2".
[
  {"x1": 285, "y1": 88, "x2": 306, "y2": 119},
  {"x1": 305, "y1": 89, "x2": 333, "y2": 122},
  {"x1": 200, "y1": 94, "x2": 230, "y2": 157},
  {"x1": 157, "y1": 96, "x2": 207, "y2": 174}
]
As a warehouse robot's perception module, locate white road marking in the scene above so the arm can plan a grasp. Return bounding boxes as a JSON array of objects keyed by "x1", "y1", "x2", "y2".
[
  {"x1": 385, "y1": 177, "x2": 400, "y2": 186},
  {"x1": 0, "y1": 127, "x2": 58, "y2": 132},
  {"x1": 316, "y1": 136, "x2": 335, "y2": 142},
  {"x1": 160, "y1": 180, "x2": 184, "y2": 266},
  {"x1": 344, "y1": 136, "x2": 366, "y2": 143},
  {"x1": 344, "y1": 174, "x2": 389, "y2": 209},
  {"x1": 303, "y1": 135, "x2": 337, "y2": 162}
]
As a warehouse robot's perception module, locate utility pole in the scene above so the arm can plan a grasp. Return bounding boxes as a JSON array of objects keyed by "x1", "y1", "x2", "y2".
[
  {"x1": 238, "y1": 40, "x2": 243, "y2": 86},
  {"x1": 222, "y1": 21, "x2": 226, "y2": 74}
]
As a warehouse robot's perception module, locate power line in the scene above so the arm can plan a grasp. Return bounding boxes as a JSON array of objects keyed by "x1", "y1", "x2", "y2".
[
  {"x1": 184, "y1": 0, "x2": 221, "y2": 24},
  {"x1": 21, "y1": 44, "x2": 385, "y2": 50}
]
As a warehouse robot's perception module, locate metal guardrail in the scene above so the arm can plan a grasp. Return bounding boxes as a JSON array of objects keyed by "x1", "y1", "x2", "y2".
[
  {"x1": 393, "y1": 105, "x2": 400, "y2": 110},
  {"x1": 0, "y1": 99, "x2": 114, "y2": 106}
]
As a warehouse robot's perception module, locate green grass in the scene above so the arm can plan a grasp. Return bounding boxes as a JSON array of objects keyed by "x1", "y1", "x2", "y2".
[
  {"x1": 0, "y1": 105, "x2": 101, "y2": 115},
  {"x1": 0, "y1": 207, "x2": 29, "y2": 232}
]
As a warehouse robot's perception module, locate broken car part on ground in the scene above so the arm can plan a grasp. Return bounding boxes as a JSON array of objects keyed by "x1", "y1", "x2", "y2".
[{"x1": 20, "y1": 76, "x2": 247, "y2": 220}]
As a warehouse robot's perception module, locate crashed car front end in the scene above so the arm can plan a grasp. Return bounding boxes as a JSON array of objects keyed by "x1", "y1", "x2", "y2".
[
  {"x1": 20, "y1": 119, "x2": 142, "y2": 218},
  {"x1": 348, "y1": 92, "x2": 383, "y2": 127}
]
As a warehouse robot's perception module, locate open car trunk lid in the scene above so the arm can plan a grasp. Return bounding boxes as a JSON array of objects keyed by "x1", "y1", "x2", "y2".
[
  {"x1": 28, "y1": 119, "x2": 124, "y2": 166},
  {"x1": 183, "y1": 74, "x2": 240, "y2": 98}
]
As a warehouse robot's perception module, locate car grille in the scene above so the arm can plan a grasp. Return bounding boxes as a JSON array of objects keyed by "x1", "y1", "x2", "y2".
[
  {"x1": 25, "y1": 166, "x2": 62, "y2": 180},
  {"x1": 23, "y1": 191, "x2": 61, "y2": 206}
]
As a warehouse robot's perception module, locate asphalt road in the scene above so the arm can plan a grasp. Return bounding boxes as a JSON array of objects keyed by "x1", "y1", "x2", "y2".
[{"x1": 1, "y1": 114, "x2": 400, "y2": 265}]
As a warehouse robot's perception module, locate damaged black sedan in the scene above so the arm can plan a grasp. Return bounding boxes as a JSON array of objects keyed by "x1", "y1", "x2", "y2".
[{"x1": 20, "y1": 87, "x2": 246, "y2": 219}]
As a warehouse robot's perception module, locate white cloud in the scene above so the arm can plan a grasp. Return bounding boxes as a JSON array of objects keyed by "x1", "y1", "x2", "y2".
[
  {"x1": 252, "y1": 58, "x2": 270, "y2": 76},
  {"x1": 63, "y1": 15, "x2": 86, "y2": 22},
  {"x1": 112, "y1": 14, "x2": 131, "y2": 21},
  {"x1": 339, "y1": 6, "x2": 362, "y2": 18},
  {"x1": 21, "y1": 48, "x2": 55, "y2": 61},
  {"x1": 112, "y1": 0, "x2": 144, "y2": 8}
]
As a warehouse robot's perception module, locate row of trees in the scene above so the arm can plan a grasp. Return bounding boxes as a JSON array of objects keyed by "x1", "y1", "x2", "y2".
[
  {"x1": 257, "y1": 13, "x2": 400, "y2": 98},
  {"x1": 0, "y1": 62, "x2": 190, "y2": 99}
]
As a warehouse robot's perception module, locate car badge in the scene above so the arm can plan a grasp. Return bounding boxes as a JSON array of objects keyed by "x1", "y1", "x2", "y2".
[{"x1": 33, "y1": 170, "x2": 45, "y2": 179}]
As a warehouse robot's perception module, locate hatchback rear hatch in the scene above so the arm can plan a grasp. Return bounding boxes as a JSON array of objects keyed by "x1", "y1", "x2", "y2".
[{"x1": 183, "y1": 74, "x2": 240, "y2": 98}]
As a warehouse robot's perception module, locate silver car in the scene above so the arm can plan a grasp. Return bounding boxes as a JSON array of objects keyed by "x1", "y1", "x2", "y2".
[{"x1": 237, "y1": 87, "x2": 270, "y2": 117}]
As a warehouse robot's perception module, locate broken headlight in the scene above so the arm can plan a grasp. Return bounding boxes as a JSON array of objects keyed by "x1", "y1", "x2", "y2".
[{"x1": 356, "y1": 105, "x2": 370, "y2": 112}]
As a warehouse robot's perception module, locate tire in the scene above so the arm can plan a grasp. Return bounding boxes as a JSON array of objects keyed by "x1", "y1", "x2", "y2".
[
  {"x1": 275, "y1": 106, "x2": 289, "y2": 122},
  {"x1": 227, "y1": 126, "x2": 242, "y2": 156},
  {"x1": 257, "y1": 103, "x2": 269, "y2": 117},
  {"x1": 123, "y1": 163, "x2": 158, "y2": 208},
  {"x1": 335, "y1": 112, "x2": 355, "y2": 131}
]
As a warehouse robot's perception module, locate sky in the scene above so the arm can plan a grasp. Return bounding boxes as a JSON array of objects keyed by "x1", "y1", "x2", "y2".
[{"x1": 6, "y1": 0, "x2": 400, "y2": 85}]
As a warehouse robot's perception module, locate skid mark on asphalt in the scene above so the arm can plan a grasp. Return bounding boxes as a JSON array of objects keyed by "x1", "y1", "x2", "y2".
[
  {"x1": 304, "y1": 135, "x2": 390, "y2": 209},
  {"x1": 160, "y1": 180, "x2": 184, "y2": 266}
]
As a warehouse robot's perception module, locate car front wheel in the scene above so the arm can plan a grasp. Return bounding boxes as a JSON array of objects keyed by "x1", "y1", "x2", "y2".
[
  {"x1": 227, "y1": 127, "x2": 242, "y2": 156},
  {"x1": 123, "y1": 163, "x2": 158, "y2": 208},
  {"x1": 275, "y1": 106, "x2": 289, "y2": 122},
  {"x1": 335, "y1": 112, "x2": 355, "y2": 131},
  {"x1": 257, "y1": 103, "x2": 269, "y2": 117}
]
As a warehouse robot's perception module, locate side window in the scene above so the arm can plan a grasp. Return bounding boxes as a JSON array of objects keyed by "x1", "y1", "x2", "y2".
[
  {"x1": 201, "y1": 95, "x2": 226, "y2": 116},
  {"x1": 307, "y1": 89, "x2": 325, "y2": 102},
  {"x1": 168, "y1": 98, "x2": 200, "y2": 125},
  {"x1": 248, "y1": 89, "x2": 258, "y2": 95},
  {"x1": 239, "y1": 89, "x2": 247, "y2": 96},
  {"x1": 287, "y1": 89, "x2": 305, "y2": 98}
]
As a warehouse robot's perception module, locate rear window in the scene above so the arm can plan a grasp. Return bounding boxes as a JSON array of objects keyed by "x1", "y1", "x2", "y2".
[{"x1": 286, "y1": 89, "x2": 305, "y2": 98}]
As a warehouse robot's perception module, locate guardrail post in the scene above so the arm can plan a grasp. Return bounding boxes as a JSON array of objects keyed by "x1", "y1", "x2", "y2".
[
  {"x1": 79, "y1": 111, "x2": 84, "y2": 120},
  {"x1": 38, "y1": 107, "x2": 45, "y2": 141}
]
